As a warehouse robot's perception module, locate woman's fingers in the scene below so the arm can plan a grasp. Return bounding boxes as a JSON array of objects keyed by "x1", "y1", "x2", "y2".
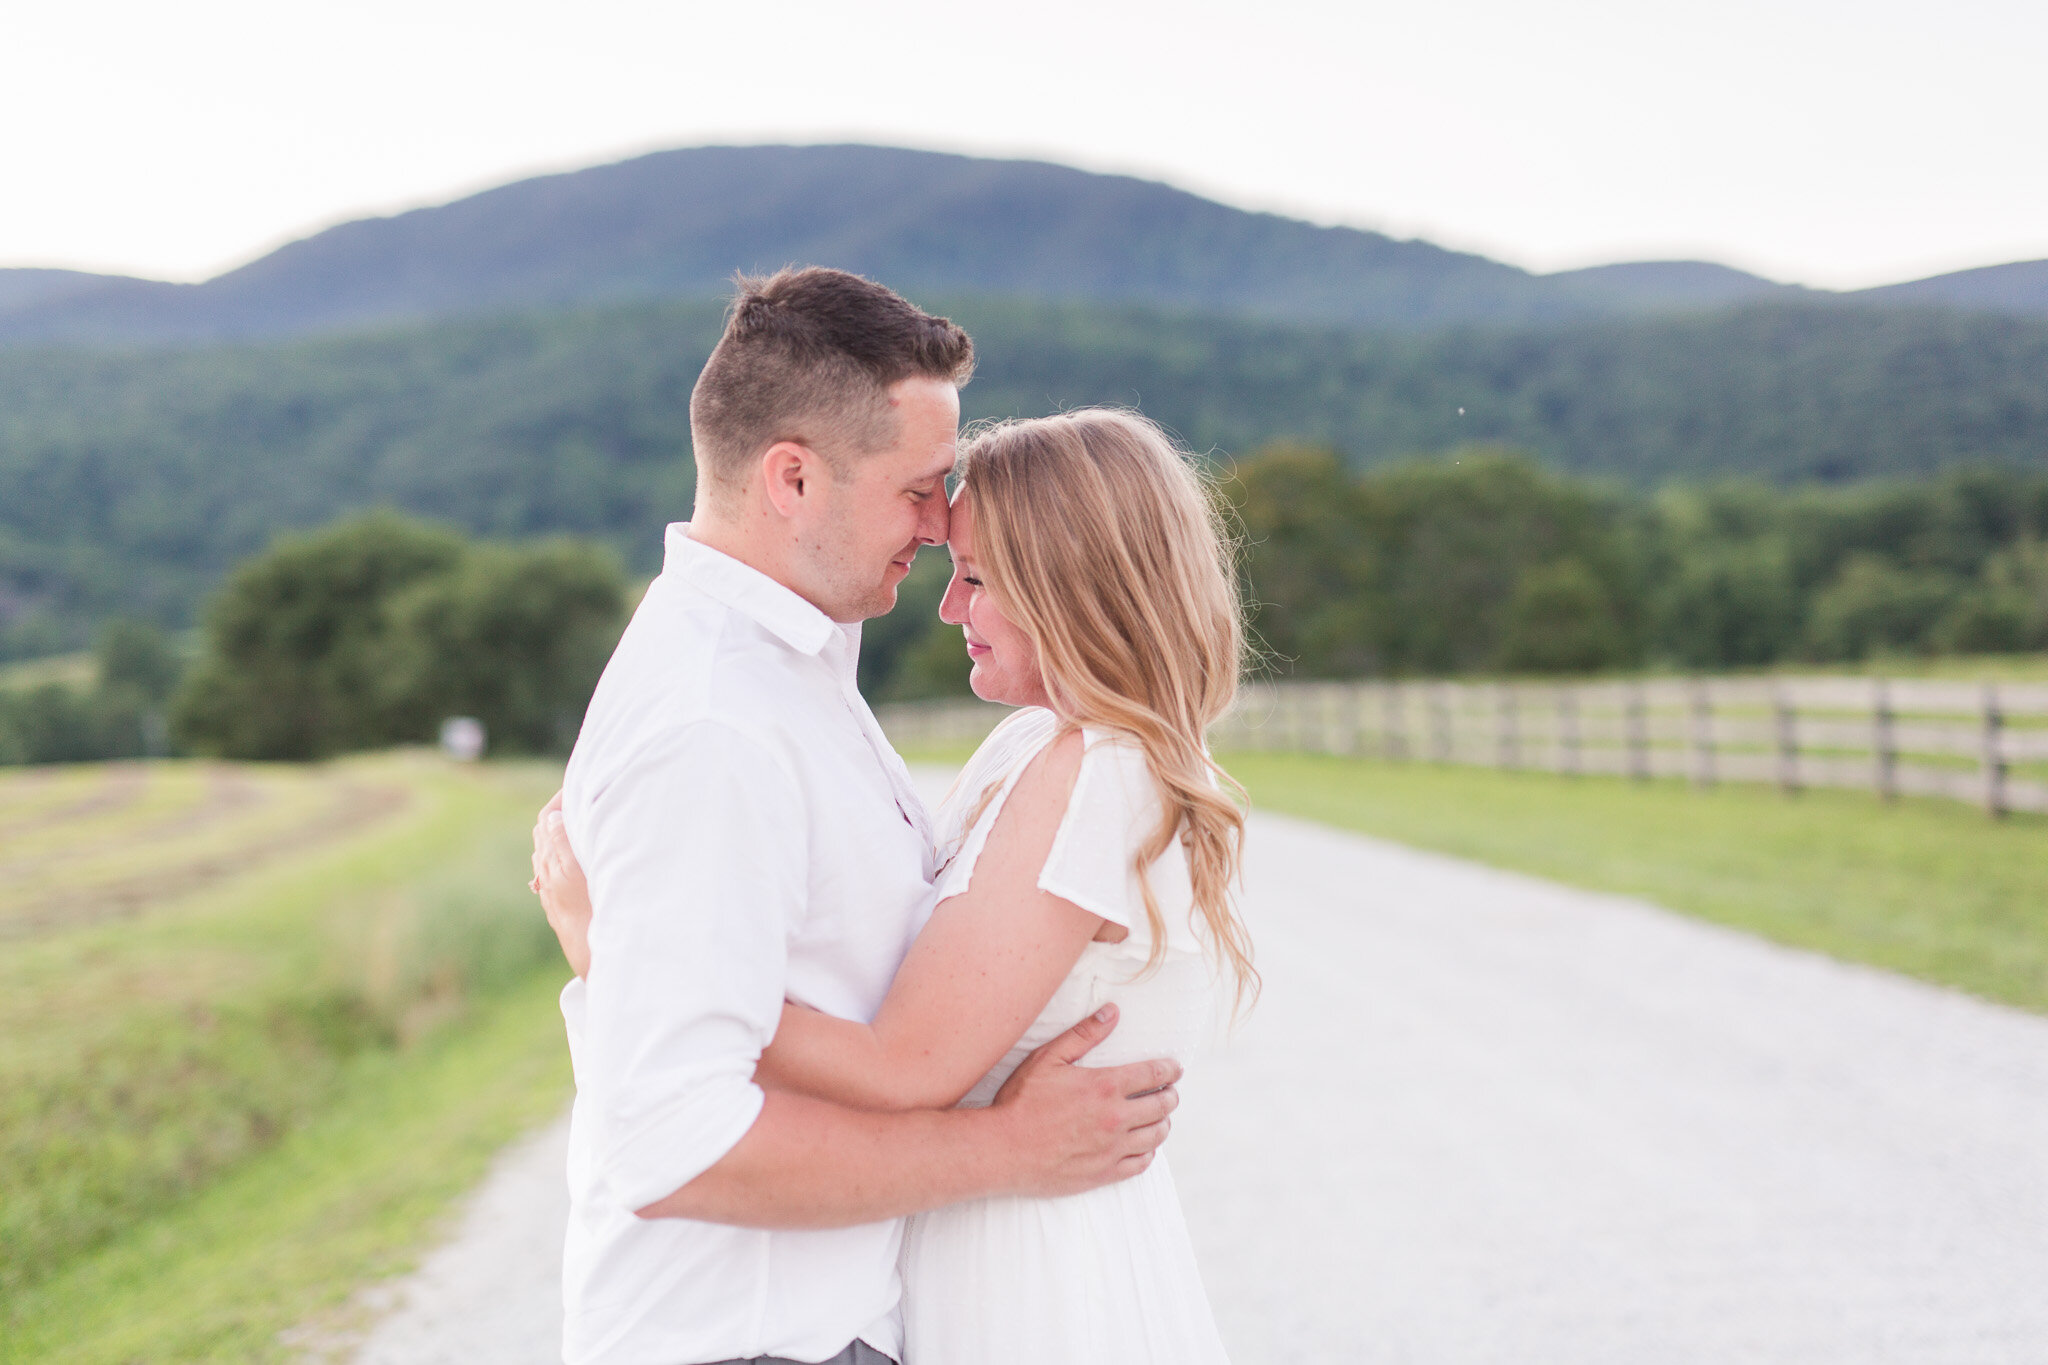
[
  {"x1": 523, "y1": 805, "x2": 592, "y2": 979},
  {"x1": 530, "y1": 816, "x2": 550, "y2": 894},
  {"x1": 531, "y1": 811, "x2": 578, "y2": 896}
]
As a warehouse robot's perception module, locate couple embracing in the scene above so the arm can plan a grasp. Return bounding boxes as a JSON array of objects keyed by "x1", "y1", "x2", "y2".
[{"x1": 528, "y1": 267, "x2": 1254, "y2": 1365}]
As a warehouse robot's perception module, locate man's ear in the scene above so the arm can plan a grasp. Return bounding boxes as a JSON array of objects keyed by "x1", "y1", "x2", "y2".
[{"x1": 760, "y1": 441, "x2": 816, "y2": 519}]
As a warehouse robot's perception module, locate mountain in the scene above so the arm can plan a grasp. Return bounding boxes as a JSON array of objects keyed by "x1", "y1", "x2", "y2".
[
  {"x1": 1859, "y1": 260, "x2": 2048, "y2": 314},
  {"x1": 5, "y1": 292, "x2": 2047, "y2": 656},
  {"x1": 1538, "y1": 261, "x2": 1799, "y2": 310},
  {"x1": 0, "y1": 268, "x2": 164, "y2": 312},
  {"x1": 0, "y1": 145, "x2": 1804, "y2": 344},
  {"x1": 7, "y1": 144, "x2": 2041, "y2": 347}
]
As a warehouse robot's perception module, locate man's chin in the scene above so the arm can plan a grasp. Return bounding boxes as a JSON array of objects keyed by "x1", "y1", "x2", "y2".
[{"x1": 859, "y1": 584, "x2": 899, "y2": 621}]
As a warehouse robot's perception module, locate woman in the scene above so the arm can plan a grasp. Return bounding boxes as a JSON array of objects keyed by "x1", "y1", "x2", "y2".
[{"x1": 534, "y1": 407, "x2": 1253, "y2": 1363}]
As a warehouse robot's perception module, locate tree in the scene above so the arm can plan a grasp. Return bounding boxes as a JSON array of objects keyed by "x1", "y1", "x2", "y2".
[
  {"x1": 168, "y1": 513, "x2": 626, "y2": 762},
  {"x1": 1228, "y1": 446, "x2": 1379, "y2": 676},
  {"x1": 95, "y1": 619, "x2": 183, "y2": 703},
  {"x1": 1804, "y1": 555, "x2": 1963, "y2": 660},
  {"x1": 1498, "y1": 559, "x2": 1627, "y2": 674},
  {"x1": 374, "y1": 540, "x2": 627, "y2": 754},
  {"x1": 173, "y1": 514, "x2": 467, "y2": 760},
  {"x1": 0, "y1": 621, "x2": 188, "y2": 764},
  {"x1": 0, "y1": 684, "x2": 121, "y2": 765},
  {"x1": 1229, "y1": 445, "x2": 1644, "y2": 677},
  {"x1": 1934, "y1": 541, "x2": 2048, "y2": 654},
  {"x1": 1651, "y1": 540, "x2": 1804, "y2": 668}
]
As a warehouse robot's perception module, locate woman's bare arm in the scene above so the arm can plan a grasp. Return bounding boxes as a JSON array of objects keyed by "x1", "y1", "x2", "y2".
[
  {"x1": 528, "y1": 770, "x2": 1182, "y2": 1228},
  {"x1": 531, "y1": 735, "x2": 1110, "y2": 1113},
  {"x1": 755, "y1": 730, "x2": 1106, "y2": 1112}
]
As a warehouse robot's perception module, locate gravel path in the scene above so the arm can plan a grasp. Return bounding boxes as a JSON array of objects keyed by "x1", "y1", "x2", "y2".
[
  {"x1": 1174, "y1": 810, "x2": 2048, "y2": 1364},
  {"x1": 343, "y1": 1117, "x2": 571, "y2": 1365},
  {"x1": 337, "y1": 780, "x2": 2048, "y2": 1364}
]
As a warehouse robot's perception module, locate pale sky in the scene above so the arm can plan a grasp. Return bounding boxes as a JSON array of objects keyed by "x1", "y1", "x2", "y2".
[{"x1": 3, "y1": 0, "x2": 2043, "y2": 290}]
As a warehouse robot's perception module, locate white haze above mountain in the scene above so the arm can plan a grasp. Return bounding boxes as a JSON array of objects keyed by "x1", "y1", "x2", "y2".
[{"x1": 4, "y1": 0, "x2": 2043, "y2": 290}]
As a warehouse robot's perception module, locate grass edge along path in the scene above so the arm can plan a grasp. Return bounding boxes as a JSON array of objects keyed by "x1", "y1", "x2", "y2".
[
  {"x1": 2, "y1": 968, "x2": 573, "y2": 1365},
  {"x1": 1221, "y1": 751, "x2": 2048, "y2": 1018}
]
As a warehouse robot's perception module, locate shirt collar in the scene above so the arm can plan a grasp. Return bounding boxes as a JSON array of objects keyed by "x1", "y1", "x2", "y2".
[{"x1": 661, "y1": 523, "x2": 843, "y2": 658}]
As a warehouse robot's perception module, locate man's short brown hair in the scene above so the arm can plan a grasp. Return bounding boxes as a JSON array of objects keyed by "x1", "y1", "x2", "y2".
[{"x1": 689, "y1": 268, "x2": 975, "y2": 503}]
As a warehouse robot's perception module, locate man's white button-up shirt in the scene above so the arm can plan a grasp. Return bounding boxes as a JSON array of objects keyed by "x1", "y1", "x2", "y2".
[{"x1": 558, "y1": 524, "x2": 936, "y2": 1365}]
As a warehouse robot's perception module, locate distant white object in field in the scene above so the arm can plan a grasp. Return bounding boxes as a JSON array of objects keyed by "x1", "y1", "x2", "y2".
[{"x1": 440, "y1": 716, "x2": 487, "y2": 761}]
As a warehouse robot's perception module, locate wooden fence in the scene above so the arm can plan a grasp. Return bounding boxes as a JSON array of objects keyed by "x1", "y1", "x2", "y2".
[{"x1": 880, "y1": 676, "x2": 2048, "y2": 818}]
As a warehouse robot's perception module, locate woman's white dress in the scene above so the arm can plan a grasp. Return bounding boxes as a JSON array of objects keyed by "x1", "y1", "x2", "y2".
[{"x1": 899, "y1": 707, "x2": 1231, "y2": 1364}]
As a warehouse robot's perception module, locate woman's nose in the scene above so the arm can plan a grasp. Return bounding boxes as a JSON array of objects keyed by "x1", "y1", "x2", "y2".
[{"x1": 939, "y1": 577, "x2": 968, "y2": 625}]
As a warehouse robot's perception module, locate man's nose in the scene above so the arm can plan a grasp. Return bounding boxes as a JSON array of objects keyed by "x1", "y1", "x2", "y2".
[{"x1": 921, "y1": 492, "x2": 951, "y2": 546}]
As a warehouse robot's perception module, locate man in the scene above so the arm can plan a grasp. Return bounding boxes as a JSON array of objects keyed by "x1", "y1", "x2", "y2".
[{"x1": 555, "y1": 268, "x2": 1179, "y2": 1365}]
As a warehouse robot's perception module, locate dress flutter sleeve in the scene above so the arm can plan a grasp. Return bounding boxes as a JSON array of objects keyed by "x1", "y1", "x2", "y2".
[{"x1": 1036, "y1": 732, "x2": 1205, "y2": 955}]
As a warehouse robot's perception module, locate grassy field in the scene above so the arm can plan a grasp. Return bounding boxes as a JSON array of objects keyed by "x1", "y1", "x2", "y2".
[
  {"x1": 0, "y1": 753, "x2": 572, "y2": 1364},
  {"x1": 1221, "y1": 751, "x2": 2048, "y2": 1016}
]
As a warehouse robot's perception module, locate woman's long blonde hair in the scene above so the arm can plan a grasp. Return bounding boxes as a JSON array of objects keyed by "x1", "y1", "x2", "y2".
[{"x1": 959, "y1": 409, "x2": 1256, "y2": 1008}]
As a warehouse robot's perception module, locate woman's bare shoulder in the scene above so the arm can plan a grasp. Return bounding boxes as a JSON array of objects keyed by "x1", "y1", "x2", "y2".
[{"x1": 985, "y1": 726, "x2": 1086, "y2": 848}]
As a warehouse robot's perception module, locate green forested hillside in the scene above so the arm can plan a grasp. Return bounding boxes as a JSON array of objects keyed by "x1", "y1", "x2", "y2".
[{"x1": 3, "y1": 295, "x2": 2047, "y2": 656}]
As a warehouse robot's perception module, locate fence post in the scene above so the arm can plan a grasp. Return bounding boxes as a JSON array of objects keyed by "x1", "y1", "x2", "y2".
[
  {"x1": 1690, "y1": 678, "x2": 1717, "y2": 788},
  {"x1": 1774, "y1": 685, "x2": 1800, "y2": 794},
  {"x1": 1496, "y1": 684, "x2": 1520, "y2": 769},
  {"x1": 1872, "y1": 678, "x2": 1897, "y2": 802},
  {"x1": 1319, "y1": 685, "x2": 1344, "y2": 754},
  {"x1": 1430, "y1": 684, "x2": 1454, "y2": 763},
  {"x1": 1627, "y1": 682, "x2": 1650, "y2": 781},
  {"x1": 1382, "y1": 683, "x2": 1409, "y2": 761},
  {"x1": 1558, "y1": 685, "x2": 1581, "y2": 776},
  {"x1": 1982, "y1": 684, "x2": 2008, "y2": 818},
  {"x1": 1350, "y1": 683, "x2": 1372, "y2": 757}
]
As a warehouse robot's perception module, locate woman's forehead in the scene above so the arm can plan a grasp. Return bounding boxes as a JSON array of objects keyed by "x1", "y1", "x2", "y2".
[{"x1": 945, "y1": 495, "x2": 975, "y2": 552}]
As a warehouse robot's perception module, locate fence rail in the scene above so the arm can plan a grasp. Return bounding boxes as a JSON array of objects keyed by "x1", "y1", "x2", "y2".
[{"x1": 878, "y1": 676, "x2": 2048, "y2": 818}]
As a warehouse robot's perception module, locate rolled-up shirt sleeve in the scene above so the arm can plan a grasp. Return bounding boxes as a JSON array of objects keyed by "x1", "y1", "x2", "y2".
[
  {"x1": 560, "y1": 977, "x2": 588, "y2": 1086},
  {"x1": 571, "y1": 720, "x2": 805, "y2": 1213}
]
